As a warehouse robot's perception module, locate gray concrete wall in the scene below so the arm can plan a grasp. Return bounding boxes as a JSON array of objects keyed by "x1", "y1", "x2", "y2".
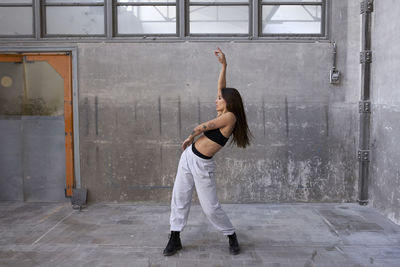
[
  {"x1": 0, "y1": 0, "x2": 363, "y2": 204},
  {"x1": 370, "y1": 0, "x2": 400, "y2": 225},
  {"x1": 77, "y1": 0, "x2": 360, "y2": 203}
]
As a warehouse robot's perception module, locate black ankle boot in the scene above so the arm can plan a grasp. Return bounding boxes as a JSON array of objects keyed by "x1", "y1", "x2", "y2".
[
  {"x1": 163, "y1": 231, "x2": 182, "y2": 256},
  {"x1": 228, "y1": 232, "x2": 240, "y2": 255}
]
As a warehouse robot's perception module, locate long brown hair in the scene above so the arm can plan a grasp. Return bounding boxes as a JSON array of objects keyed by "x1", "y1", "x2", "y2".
[{"x1": 221, "y1": 88, "x2": 252, "y2": 148}]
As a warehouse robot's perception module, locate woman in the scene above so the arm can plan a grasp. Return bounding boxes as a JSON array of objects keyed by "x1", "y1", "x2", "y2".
[{"x1": 163, "y1": 48, "x2": 251, "y2": 256}]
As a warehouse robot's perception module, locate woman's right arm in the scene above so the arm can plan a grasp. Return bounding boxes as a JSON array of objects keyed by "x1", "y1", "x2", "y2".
[{"x1": 214, "y1": 48, "x2": 227, "y2": 94}]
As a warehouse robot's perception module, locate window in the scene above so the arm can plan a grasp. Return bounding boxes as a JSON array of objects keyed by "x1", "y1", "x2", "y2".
[
  {"x1": 188, "y1": 0, "x2": 250, "y2": 36},
  {"x1": 0, "y1": 0, "x2": 34, "y2": 37},
  {"x1": 260, "y1": 0, "x2": 325, "y2": 36},
  {"x1": 115, "y1": 0, "x2": 177, "y2": 36},
  {"x1": 0, "y1": 0, "x2": 328, "y2": 40},
  {"x1": 42, "y1": 0, "x2": 106, "y2": 36}
]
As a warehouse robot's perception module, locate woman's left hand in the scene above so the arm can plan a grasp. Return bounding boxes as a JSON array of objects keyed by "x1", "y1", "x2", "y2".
[{"x1": 181, "y1": 136, "x2": 194, "y2": 150}]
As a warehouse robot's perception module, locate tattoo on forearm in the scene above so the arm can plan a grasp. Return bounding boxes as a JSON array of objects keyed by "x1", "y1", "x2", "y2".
[
  {"x1": 190, "y1": 124, "x2": 208, "y2": 137},
  {"x1": 208, "y1": 123, "x2": 216, "y2": 128}
]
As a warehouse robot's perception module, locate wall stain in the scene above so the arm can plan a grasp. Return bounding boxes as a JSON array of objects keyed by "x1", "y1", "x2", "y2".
[
  {"x1": 86, "y1": 146, "x2": 90, "y2": 167},
  {"x1": 160, "y1": 145, "x2": 163, "y2": 183},
  {"x1": 285, "y1": 96, "x2": 289, "y2": 138},
  {"x1": 115, "y1": 109, "x2": 119, "y2": 128},
  {"x1": 134, "y1": 101, "x2": 137, "y2": 122},
  {"x1": 197, "y1": 98, "x2": 201, "y2": 125},
  {"x1": 95, "y1": 96, "x2": 98, "y2": 136},
  {"x1": 84, "y1": 97, "x2": 89, "y2": 136},
  {"x1": 178, "y1": 96, "x2": 181, "y2": 139},
  {"x1": 262, "y1": 97, "x2": 266, "y2": 137},
  {"x1": 95, "y1": 145, "x2": 99, "y2": 171},
  {"x1": 325, "y1": 104, "x2": 329, "y2": 136},
  {"x1": 158, "y1": 96, "x2": 162, "y2": 136},
  {"x1": 80, "y1": 99, "x2": 358, "y2": 203},
  {"x1": 304, "y1": 250, "x2": 317, "y2": 267}
]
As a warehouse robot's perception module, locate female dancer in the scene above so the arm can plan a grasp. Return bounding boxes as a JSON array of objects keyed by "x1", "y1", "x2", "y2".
[{"x1": 163, "y1": 48, "x2": 251, "y2": 256}]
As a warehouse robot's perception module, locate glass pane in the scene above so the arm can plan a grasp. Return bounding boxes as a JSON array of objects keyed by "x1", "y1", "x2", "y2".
[
  {"x1": 24, "y1": 61, "x2": 64, "y2": 116},
  {"x1": 45, "y1": 0, "x2": 104, "y2": 3},
  {"x1": 118, "y1": 0, "x2": 175, "y2": 2},
  {"x1": 190, "y1": 6, "x2": 248, "y2": 34},
  {"x1": 262, "y1": 5, "x2": 321, "y2": 34},
  {"x1": 46, "y1": 6, "x2": 104, "y2": 35},
  {"x1": 0, "y1": 61, "x2": 64, "y2": 116},
  {"x1": 263, "y1": 0, "x2": 321, "y2": 2},
  {"x1": 117, "y1": 6, "x2": 176, "y2": 34},
  {"x1": 190, "y1": 0, "x2": 248, "y2": 2},
  {"x1": 0, "y1": 7, "x2": 33, "y2": 35},
  {"x1": 0, "y1": 0, "x2": 32, "y2": 3},
  {"x1": 0, "y1": 63, "x2": 23, "y2": 115}
]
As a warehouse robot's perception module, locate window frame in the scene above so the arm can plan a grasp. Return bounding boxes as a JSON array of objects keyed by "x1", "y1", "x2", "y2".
[
  {"x1": 186, "y1": 0, "x2": 252, "y2": 37},
  {"x1": 41, "y1": 0, "x2": 107, "y2": 37},
  {"x1": 113, "y1": 0, "x2": 179, "y2": 37},
  {"x1": 258, "y1": 0, "x2": 326, "y2": 38},
  {"x1": 0, "y1": 1, "x2": 35, "y2": 38},
  {"x1": 0, "y1": 0, "x2": 329, "y2": 41}
]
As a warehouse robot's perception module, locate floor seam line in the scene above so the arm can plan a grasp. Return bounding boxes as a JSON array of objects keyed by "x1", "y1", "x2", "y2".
[
  {"x1": 313, "y1": 207, "x2": 340, "y2": 237},
  {"x1": 31, "y1": 210, "x2": 76, "y2": 246}
]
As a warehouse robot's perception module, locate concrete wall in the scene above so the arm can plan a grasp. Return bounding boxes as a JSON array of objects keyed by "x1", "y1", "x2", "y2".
[
  {"x1": 77, "y1": 0, "x2": 360, "y2": 203},
  {"x1": 0, "y1": 0, "x2": 363, "y2": 204},
  {"x1": 370, "y1": 0, "x2": 400, "y2": 225}
]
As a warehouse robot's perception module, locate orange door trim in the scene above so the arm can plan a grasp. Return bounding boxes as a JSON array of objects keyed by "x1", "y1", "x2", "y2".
[{"x1": 0, "y1": 53, "x2": 75, "y2": 197}]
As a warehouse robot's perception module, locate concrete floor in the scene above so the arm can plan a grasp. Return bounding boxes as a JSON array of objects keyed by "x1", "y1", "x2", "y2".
[{"x1": 0, "y1": 202, "x2": 399, "y2": 267}]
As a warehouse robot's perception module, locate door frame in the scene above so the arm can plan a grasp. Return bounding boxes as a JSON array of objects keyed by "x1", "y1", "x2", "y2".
[{"x1": 0, "y1": 46, "x2": 81, "y2": 193}]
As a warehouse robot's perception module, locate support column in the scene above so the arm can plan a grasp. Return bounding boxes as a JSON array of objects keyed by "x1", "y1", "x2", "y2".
[{"x1": 358, "y1": 0, "x2": 373, "y2": 205}]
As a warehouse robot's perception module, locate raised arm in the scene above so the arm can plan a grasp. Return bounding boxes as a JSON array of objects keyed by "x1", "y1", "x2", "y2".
[
  {"x1": 214, "y1": 48, "x2": 227, "y2": 95},
  {"x1": 181, "y1": 112, "x2": 236, "y2": 150}
]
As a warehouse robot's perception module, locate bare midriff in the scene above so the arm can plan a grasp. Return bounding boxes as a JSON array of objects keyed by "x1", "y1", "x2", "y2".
[{"x1": 194, "y1": 126, "x2": 232, "y2": 157}]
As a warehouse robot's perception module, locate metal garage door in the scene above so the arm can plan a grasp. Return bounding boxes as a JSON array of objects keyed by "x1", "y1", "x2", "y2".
[{"x1": 0, "y1": 53, "x2": 74, "y2": 202}]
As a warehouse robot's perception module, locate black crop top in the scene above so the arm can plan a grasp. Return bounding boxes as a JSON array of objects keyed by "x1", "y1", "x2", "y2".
[{"x1": 204, "y1": 128, "x2": 229, "y2": 146}]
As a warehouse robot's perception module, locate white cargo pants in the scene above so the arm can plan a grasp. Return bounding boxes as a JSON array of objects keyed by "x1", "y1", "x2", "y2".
[{"x1": 170, "y1": 144, "x2": 235, "y2": 235}]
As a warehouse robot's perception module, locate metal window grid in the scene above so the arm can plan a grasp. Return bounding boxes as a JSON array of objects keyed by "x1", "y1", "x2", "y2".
[
  {"x1": 0, "y1": 1, "x2": 35, "y2": 38},
  {"x1": 187, "y1": 0, "x2": 251, "y2": 37},
  {"x1": 0, "y1": 0, "x2": 329, "y2": 41},
  {"x1": 41, "y1": 0, "x2": 107, "y2": 37},
  {"x1": 113, "y1": 0, "x2": 179, "y2": 37},
  {"x1": 258, "y1": 0, "x2": 326, "y2": 38}
]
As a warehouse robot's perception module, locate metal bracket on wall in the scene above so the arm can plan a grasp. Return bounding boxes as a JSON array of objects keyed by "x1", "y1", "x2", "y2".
[
  {"x1": 359, "y1": 101, "x2": 371, "y2": 113},
  {"x1": 360, "y1": 0, "x2": 374, "y2": 14},
  {"x1": 330, "y1": 42, "x2": 341, "y2": 84},
  {"x1": 358, "y1": 150, "x2": 370, "y2": 162},
  {"x1": 360, "y1": 51, "x2": 372, "y2": 64},
  {"x1": 358, "y1": 199, "x2": 369, "y2": 206},
  {"x1": 22, "y1": 56, "x2": 35, "y2": 64}
]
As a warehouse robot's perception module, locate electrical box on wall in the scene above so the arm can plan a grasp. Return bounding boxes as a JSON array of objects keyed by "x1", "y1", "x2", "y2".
[
  {"x1": 330, "y1": 69, "x2": 341, "y2": 84},
  {"x1": 330, "y1": 42, "x2": 341, "y2": 84}
]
